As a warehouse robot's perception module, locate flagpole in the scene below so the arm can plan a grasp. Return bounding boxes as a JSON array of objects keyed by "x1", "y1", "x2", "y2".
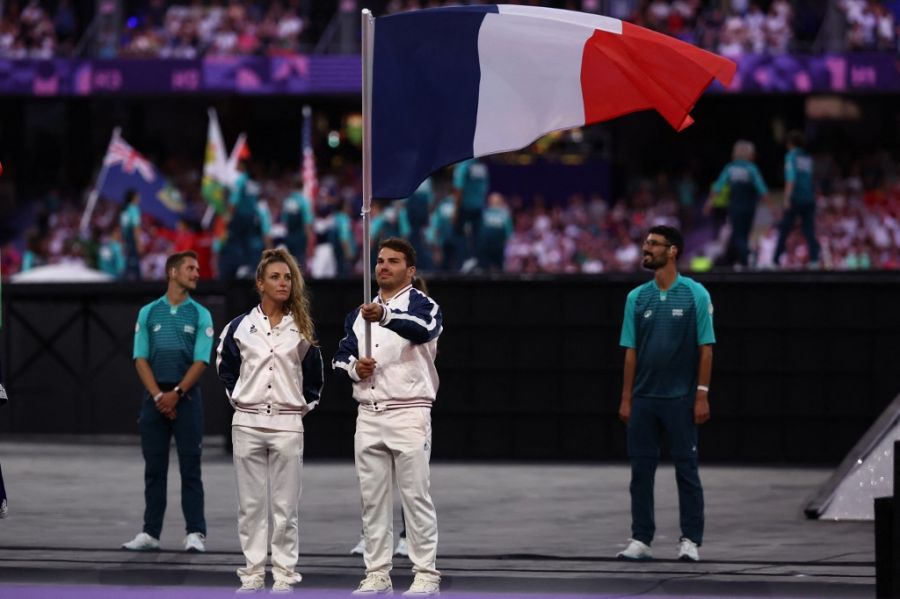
[
  {"x1": 361, "y1": 8, "x2": 375, "y2": 358},
  {"x1": 79, "y1": 127, "x2": 121, "y2": 236}
]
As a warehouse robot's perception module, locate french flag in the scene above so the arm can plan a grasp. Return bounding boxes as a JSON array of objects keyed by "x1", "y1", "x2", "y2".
[{"x1": 371, "y1": 5, "x2": 736, "y2": 200}]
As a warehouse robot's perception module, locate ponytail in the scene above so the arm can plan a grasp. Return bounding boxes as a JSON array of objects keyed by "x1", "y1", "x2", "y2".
[{"x1": 412, "y1": 275, "x2": 429, "y2": 296}]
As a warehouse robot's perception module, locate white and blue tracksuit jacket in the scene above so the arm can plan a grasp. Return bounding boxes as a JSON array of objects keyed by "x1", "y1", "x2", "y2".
[
  {"x1": 333, "y1": 284, "x2": 442, "y2": 409},
  {"x1": 217, "y1": 305, "x2": 324, "y2": 431}
]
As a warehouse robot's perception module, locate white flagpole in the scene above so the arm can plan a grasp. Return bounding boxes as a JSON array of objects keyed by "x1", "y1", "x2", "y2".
[
  {"x1": 361, "y1": 8, "x2": 375, "y2": 358},
  {"x1": 79, "y1": 127, "x2": 121, "y2": 236}
]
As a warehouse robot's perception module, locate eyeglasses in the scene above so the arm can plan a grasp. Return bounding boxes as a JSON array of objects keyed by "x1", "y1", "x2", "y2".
[{"x1": 642, "y1": 239, "x2": 672, "y2": 248}]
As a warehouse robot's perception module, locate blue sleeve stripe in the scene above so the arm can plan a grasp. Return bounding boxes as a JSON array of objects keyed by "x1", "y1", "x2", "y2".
[
  {"x1": 390, "y1": 291, "x2": 440, "y2": 332},
  {"x1": 301, "y1": 345, "x2": 324, "y2": 404},
  {"x1": 216, "y1": 313, "x2": 246, "y2": 396},
  {"x1": 383, "y1": 291, "x2": 443, "y2": 344},
  {"x1": 332, "y1": 308, "x2": 361, "y2": 374}
]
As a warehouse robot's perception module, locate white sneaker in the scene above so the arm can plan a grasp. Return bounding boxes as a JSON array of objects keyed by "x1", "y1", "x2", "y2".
[
  {"x1": 616, "y1": 538, "x2": 652, "y2": 561},
  {"x1": 121, "y1": 532, "x2": 160, "y2": 551},
  {"x1": 403, "y1": 574, "x2": 440, "y2": 595},
  {"x1": 272, "y1": 572, "x2": 302, "y2": 592},
  {"x1": 352, "y1": 573, "x2": 392, "y2": 595},
  {"x1": 350, "y1": 534, "x2": 366, "y2": 555},
  {"x1": 677, "y1": 537, "x2": 700, "y2": 561},
  {"x1": 394, "y1": 537, "x2": 409, "y2": 557},
  {"x1": 184, "y1": 532, "x2": 206, "y2": 553},
  {"x1": 0, "y1": 499, "x2": 7, "y2": 519},
  {"x1": 236, "y1": 577, "x2": 264, "y2": 593}
]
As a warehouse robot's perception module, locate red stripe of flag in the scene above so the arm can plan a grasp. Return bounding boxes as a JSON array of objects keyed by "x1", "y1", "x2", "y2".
[{"x1": 581, "y1": 22, "x2": 736, "y2": 131}]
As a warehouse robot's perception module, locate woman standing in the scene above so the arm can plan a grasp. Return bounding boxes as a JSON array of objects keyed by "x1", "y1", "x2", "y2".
[{"x1": 216, "y1": 249, "x2": 323, "y2": 593}]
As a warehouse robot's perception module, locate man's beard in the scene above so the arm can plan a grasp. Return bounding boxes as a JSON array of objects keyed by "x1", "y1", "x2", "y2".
[{"x1": 642, "y1": 254, "x2": 663, "y2": 270}]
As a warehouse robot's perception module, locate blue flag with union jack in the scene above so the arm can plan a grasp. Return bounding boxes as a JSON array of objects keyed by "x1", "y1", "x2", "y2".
[{"x1": 98, "y1": 135, "x2": 186, "y2": 228}]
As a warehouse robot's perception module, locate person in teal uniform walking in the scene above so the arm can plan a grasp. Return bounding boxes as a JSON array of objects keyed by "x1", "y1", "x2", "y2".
[
  {"x1": 709, "y1": 140, "x2": 768, "y2": 268},
  {"x1": 774, "y1": 130, "x2": 820, "y2": 267}
]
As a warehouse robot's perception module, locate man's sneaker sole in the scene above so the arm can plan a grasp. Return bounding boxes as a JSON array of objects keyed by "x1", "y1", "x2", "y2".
[
  {"x1": 617, "y1": 555, "x2": 653, "y2": 561},
  {"x1": 678, "y1": 554, "x2": 699, "y2": 562}
]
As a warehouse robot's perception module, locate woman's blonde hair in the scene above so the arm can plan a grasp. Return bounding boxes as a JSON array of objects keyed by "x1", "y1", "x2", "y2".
[{"x1": 255, "y1": 248, "x2": 317, "y2": 345}]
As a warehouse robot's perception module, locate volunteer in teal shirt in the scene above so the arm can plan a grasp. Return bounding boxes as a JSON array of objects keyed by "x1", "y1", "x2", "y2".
[
  {"x1": 452, "y1": 158, "x2": 490, "y2": 263},
  {"x1": 478, "y1": 193, "x2": 512, "y2": 271},
  {"x1": 281, "y1": 189, "x2": 314, "y2": 270},
  {"x1": 221, "y1": 167, "x2": 267, "y2": 279},
  {"x1": 616, "y1": 226, "x2": 714, "y2": 563},
  {"x1": 120, "y1": 190, "x2": 143, "y2": 280},
  {"x1": 774, "y1": 130, "x2": 820, "y2": 266},
  {"x1": 122, "y1": 250, "x2": 214, "y2": 553},
  {"x1": 709, "y1": 140, "x2": 768, "y2": 267}
]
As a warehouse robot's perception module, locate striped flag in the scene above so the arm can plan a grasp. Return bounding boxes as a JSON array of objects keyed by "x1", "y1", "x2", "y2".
[
  {"x1": 370, "y1": 5, "x2": 736, "y2": 199},
  {"x1": 301, "y1": 105, "x2": 318, "y2": 209},
  {"x1": 202, "y1": 108, "x2": 230, "y2": 215}
]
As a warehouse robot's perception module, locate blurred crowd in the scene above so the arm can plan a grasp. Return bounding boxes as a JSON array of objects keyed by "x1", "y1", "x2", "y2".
[
  {"x1": 840, "y1": 0, "x2": 898, "y2": 50},
  {"x1": 119, "y1": 0, "x2": 308, "y2": 58},
  {"x1": 0, "y1": 0, "x2": 897, "y2": 59},
  {"x1": 2, "y1": 147, "x2": 898, "y2": 280},
  {"x1": 0, "y1": 0, "x2": 78, "y2": 59}
]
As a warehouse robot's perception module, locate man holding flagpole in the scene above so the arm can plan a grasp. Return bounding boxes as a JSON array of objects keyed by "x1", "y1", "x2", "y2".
[{"x1": 333, "y1": 238, "x2": 443, "y2": 596}]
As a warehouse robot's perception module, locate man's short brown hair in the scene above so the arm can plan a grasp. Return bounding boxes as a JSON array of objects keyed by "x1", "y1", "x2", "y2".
[
  {"x1": 378, "y1": 237, "x2": 416, "y2": 268},
  {"x1": 165, "y1": 251, "x2": 198, "y2": 276}
]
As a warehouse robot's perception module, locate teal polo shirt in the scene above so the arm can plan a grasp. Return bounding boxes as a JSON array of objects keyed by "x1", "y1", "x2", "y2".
[
  {"x1": 281, "y1": 191, "x2": 313, "y2": 234},
  {"x1": 134, "y1": 295, "x2": 214, "y2": 383},
  {"x1": 620, "y1": 274, "x2": 715, "y2": 399},
  {"x1": 711, "y1": 160, "x2": 767, "y2": 213}
]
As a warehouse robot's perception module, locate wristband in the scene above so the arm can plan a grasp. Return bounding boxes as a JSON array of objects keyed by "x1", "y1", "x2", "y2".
[
  {"x1": 174, "y1": 386, "x2": 184, "y2": 398},
  {"x1": 697, "y1": 385, "x2": 709, "y2": 393},
  {"x1": 153, "y1": 391, "x2": 164, "y2": 402}
]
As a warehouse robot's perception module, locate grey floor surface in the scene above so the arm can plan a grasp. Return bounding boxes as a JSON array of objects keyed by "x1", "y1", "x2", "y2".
[{"x1": 0, "y1": 439, "x2": 876, "y2": 597}]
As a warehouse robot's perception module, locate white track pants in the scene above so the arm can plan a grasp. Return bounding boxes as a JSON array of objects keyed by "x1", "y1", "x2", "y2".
[
  {"x1": 232, "y1": 426, "x2": 304, "y2": 584},
  {"x1": 355, "y1": 406, "x2": 440, "y2": 581}
]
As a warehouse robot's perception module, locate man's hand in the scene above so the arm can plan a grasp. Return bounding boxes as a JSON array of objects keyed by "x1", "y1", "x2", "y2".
[
  {"x1": 156, "y1": 391, "x2": 179, "y2": 420},
  {"x1": 360, "y1": 303, "x2": 384, "y2": 323},
  {"x1": 618, "y1": 396, "x2": 632, "y2": 423},
  {"x1": 355, "y1": 357, "x2": 377, "y2": 379},
  {"x1": 694, "y1": 391, "x2": 710, "y2": 424}
]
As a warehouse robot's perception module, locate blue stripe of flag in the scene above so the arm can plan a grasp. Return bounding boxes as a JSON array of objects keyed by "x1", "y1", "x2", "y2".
[{"x1": 371, "y1": 5, "x2": 499, "y2": 200}]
